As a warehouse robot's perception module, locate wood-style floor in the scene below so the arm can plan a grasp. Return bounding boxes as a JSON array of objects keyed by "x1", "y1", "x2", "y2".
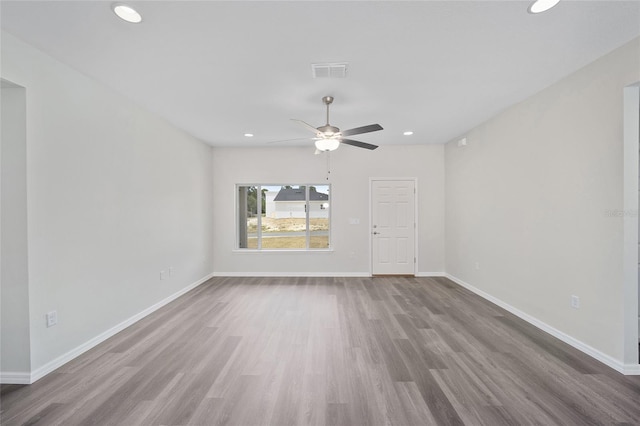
[{"x1": 2, "y1": 276, "x2": 640, "y2": 425}]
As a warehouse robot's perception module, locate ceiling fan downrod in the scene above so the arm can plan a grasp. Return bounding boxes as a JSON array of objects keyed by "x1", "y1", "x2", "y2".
[
  {"x1": 320, "y1": 96, "x2": 339, "y2": 136},
  {"x1": 322, "y1": 96, "x2": 334, "y2": 126}
]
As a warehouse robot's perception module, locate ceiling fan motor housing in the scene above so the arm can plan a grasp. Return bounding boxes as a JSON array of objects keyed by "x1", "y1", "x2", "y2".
[{"x1": 317, "y1": 124, "x2": 340, "y2": 137}]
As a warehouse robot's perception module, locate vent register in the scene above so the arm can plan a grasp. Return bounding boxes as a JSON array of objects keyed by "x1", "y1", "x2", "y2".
[{"x1": 311, "y1": 63, "x2": 348, "y2": 79}]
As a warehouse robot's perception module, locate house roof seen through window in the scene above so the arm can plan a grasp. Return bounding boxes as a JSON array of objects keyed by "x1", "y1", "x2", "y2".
[{"x1": 274, "y1": 188, "x2": 328, "y2": 202}]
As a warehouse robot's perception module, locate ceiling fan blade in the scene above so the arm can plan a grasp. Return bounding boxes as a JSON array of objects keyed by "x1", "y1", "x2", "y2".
[
  {"x1": 341, "y1": 124, "x2": 383, "y2": 137},
  {"x1": 291, "y1": 119, "x2": 320, "y2": 134},
  {"x1": 340, "y1": 139, "x2": 379, "y2": 150}
]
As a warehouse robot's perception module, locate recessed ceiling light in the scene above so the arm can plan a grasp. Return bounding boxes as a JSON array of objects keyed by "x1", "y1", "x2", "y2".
[
  {"x1": 244, "y1": 133, "x2": 254, "y2": 137},
  {"x1": 112, "y1": 3, "x2": 142, "y2": 23},
  {"x1": 403, "y1": 131, "x2": 414, "y2": 136},
  {"x1": 528, "y1": 0, "x2": 560, "y2": 14}
]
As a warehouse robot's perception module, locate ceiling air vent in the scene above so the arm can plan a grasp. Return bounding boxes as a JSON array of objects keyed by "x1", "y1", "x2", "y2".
[{"x1": 311, "y1": 62, "x2": 348, "y2": 78}]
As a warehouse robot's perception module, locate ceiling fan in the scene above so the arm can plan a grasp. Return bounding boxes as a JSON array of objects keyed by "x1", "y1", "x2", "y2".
[{"x1": 292, "y1": 96, "x2": 383, "y2": 153}]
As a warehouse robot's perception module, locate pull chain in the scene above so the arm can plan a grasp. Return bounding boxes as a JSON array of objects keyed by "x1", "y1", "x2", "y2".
[{"x1": 326, "y1": 151, "x2": 331, "y2": 181}]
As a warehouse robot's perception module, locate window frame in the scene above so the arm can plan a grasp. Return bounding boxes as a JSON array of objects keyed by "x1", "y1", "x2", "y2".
[{"x1": 235, "y1": 183, "x2": 332, "y2": 251}]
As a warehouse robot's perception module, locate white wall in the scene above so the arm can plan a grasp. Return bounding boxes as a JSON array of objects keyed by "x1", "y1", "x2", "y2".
[
  {"x1": 212, "y1": 145, "x2": 445, "y2": 275},
  {"x1": 445, "y1": 37, "x2": 640, "y2": 366},
  {"x1": 272, "y1": 200, "x2": 328, "y2": 219},
  {"x1": 1, "y1": 82, "x2": 31, "y2": 375},
  {"x1": 265, "y1": 191, "x2": 277, "y2": 218},
  {"x1": 1, "y1": 32, "x2": 214, "y2": 377},
  {"x1": 274, "y1": 200, "x2": 307, "y2": 218}
]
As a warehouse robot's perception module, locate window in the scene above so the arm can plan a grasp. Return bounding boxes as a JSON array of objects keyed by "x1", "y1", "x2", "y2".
[{"x1": 237, "y1": 184, "x2": 330, "y2": 250}]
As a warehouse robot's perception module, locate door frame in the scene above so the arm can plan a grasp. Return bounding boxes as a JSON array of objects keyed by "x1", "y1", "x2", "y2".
[
  {"x1": 623, "y1": 83, "x2": 640, "y2": 371},
  {"x1": 369, "y1": 177, "x2": 419, "y2": 277}
]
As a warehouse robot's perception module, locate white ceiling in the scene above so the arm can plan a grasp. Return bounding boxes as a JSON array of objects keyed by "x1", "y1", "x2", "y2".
[{"x1": 2, "y1": 1, "x2": 639, "y2": 149}]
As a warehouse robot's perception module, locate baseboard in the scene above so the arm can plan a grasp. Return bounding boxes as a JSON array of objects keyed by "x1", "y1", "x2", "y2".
[
  {"x1": 416, "y1": 272, "x2": 446, "y2": 277},
  {"x1": 212, "y1": 272, "x2": 447, "y2": 278},
  {"x1": 623, "y1": 363, "x2": 640, "y2": 374},
  {"x1": 0, "y1": 371, "x2": 31, "y2": 385},
  {"x1": 211, "y1": 272, "x2": 370, "y2": 277},
  {"x1": 445, "y1": 274, "x2": 638, "y2": 376},
  {"x1": 24, "y1": 272, "x2": 214, "y2": 384}
]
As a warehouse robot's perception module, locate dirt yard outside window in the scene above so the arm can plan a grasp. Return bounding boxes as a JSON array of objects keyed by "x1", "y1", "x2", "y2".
[
  {"x1": 247, "y1": 217, "x2": 329, "y2": 232},
  {"x1": 246, "y1": 217, "x2": 330, "y2": 249}
]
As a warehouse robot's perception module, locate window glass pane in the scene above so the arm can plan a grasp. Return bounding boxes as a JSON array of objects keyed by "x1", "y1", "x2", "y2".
[
  {"x1": 309, "y1": 185, "x2": 330, "y2": 249},
  {"x1": 238, "y1": 185, "x2": 259, "y2": 249},
  {"x1": 263, "y1": 185, "x2": 306, "y2": 249}
]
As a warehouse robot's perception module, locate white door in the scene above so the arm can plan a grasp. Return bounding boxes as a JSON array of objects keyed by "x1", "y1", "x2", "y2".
[{"x1": 371, "y1": 180, "x2": 416, "y2": 275}]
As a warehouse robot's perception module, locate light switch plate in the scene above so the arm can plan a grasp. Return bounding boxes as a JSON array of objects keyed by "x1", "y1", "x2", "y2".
[{"x1": 46, "y1": 311, "x2": 57, "y2": 327}]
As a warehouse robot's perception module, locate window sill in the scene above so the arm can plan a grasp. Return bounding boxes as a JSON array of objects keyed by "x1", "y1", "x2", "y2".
[{"x1": 232, "y1": 248, "x2": 334, "y2": 254}]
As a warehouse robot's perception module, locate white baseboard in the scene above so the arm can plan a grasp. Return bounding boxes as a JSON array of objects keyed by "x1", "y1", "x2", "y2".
[
  {"x1": 0, "y1": 371, "x2": 31, "y2": 385},
  {"x1": 212, "y1": 272, "x2": 446, "y2": 278},
  {"x1": 22, "y1": 272, "x2": 214, "y2": 385},
  {"x1": 211, "y1": 272, "x2": 370, "y2": 277},
  {"x1": 416, "y1": 272, "x2": 446, "y2": 277},
  {"x1": 445, "y1": 274, "x2": 639, "y2": 376},
  {"x1": 624, "y1": 363, "x2": 640, "y2": 374}
]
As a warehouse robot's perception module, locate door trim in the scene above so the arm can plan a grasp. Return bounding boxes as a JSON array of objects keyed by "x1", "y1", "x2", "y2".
[
  {"x1": 622, "y1": 83, "x2": 640, "y2": 369},
  {"x1": 369, "y1": 177, "x2": 418, "y2": 277}
]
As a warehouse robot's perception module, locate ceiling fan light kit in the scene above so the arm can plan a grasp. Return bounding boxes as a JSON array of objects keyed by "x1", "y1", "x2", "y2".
[{"x1": 315, "y1": 138, "x2": 340, "y2": 152}]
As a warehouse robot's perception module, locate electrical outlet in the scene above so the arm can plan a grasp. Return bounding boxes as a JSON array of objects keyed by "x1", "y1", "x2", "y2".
[
  {"x1": 571, "y1": 295, "x2": 580, "y2": 309},
  {"x1": 475, "y1": 262, "x2": 480, "y2": 270},
  {"x1": 46, "y1": 311, "x2": 57, "y2": 328},
  {"x1": 160, "y1": 270, "x2": 167, "y2": 280},
  {"x1": 169, "y1": 267, "x2": 174, "y2": 277}
]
